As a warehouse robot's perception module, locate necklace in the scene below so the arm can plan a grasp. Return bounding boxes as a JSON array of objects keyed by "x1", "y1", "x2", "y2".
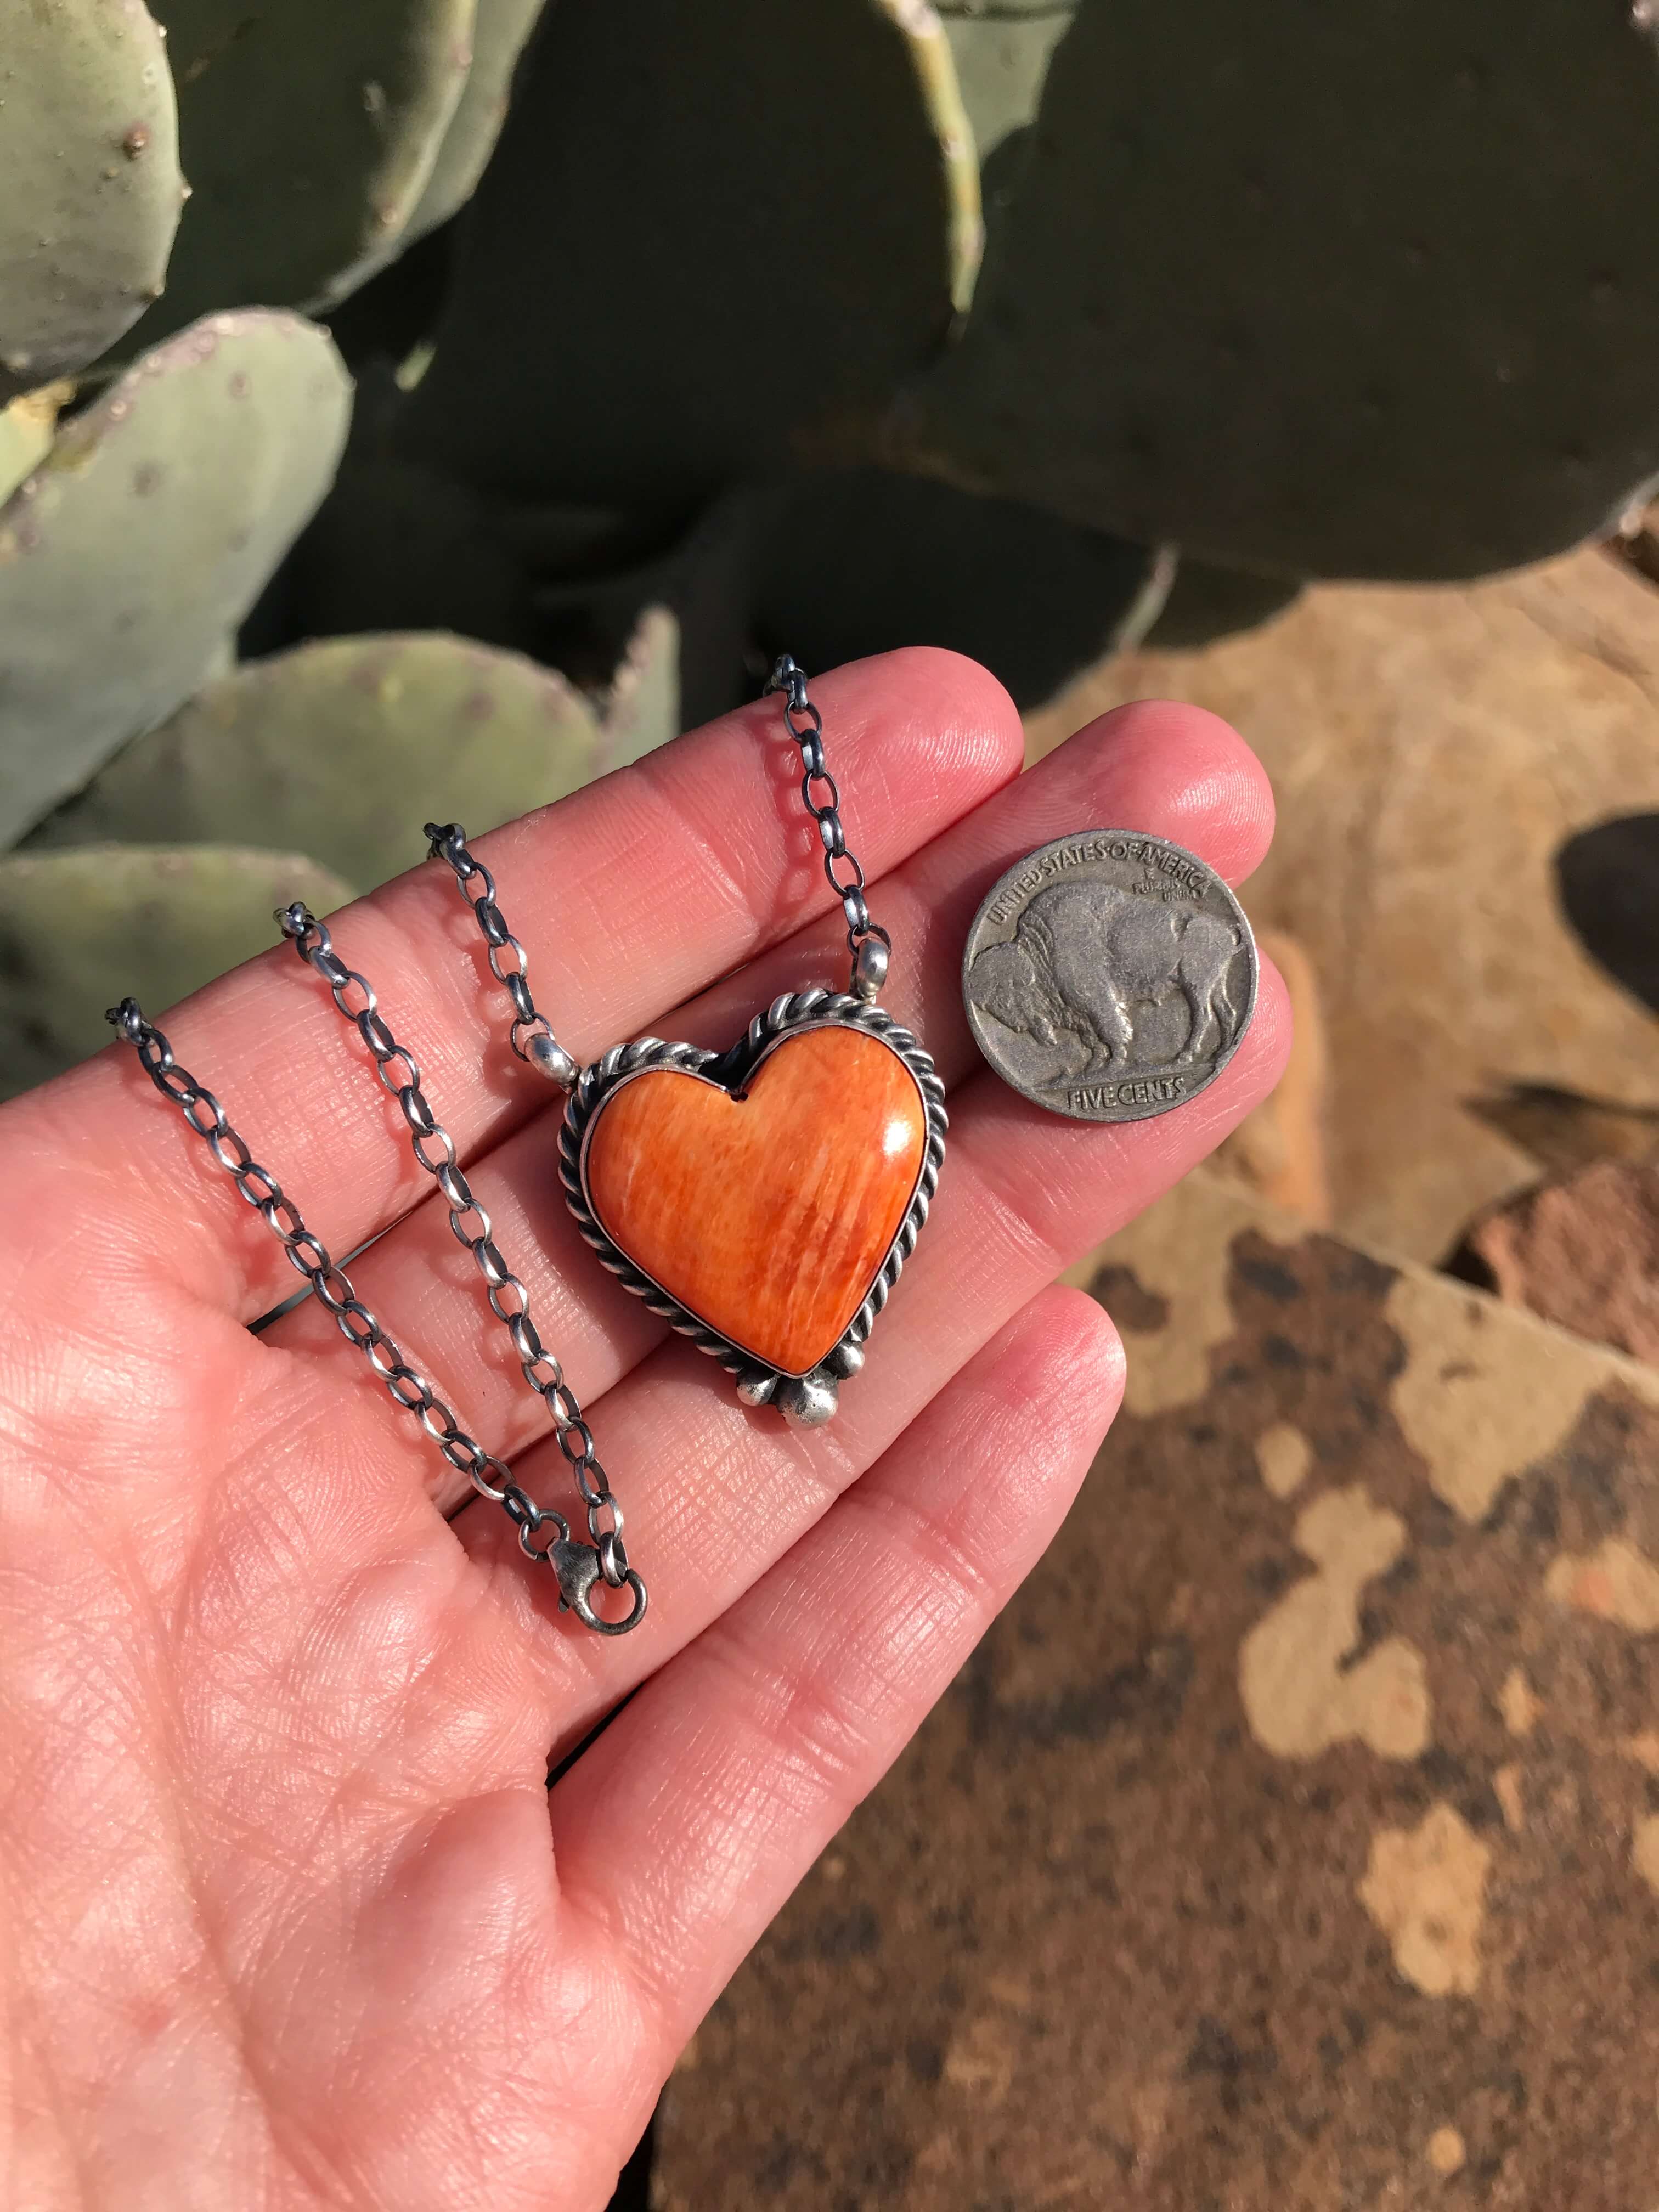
[
  {"x1": 430, "y1": 656, "x2": 946, "y2": 1432},
  {"x1": 108, "y1": 659, "x2": 945, "y2": 1637}
]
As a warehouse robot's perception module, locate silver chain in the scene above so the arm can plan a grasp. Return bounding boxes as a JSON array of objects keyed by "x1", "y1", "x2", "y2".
[
  {"x1": 423, "y1": 656, "x2": 892, "y2": 1068},
  {"x1": 419, "y1": 822, "x2": 580, "y2": 1086},
  {"x1": 764, "y1": 653, "x2": 890, "y2": 964},
  {"x1": 270, "y1": 905, "x2": 645, "y2": 1634},
  {"x1": 104, "y1": 996, "x2": 646, "y2": 1636}
]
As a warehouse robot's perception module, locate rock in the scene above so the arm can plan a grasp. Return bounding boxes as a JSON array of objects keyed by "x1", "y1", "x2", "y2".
[
  {"x1": 1607, "y1": 497, "x2": 1659, "y2": 592},
  {"x1": 1214, "y1": 929, "x2": 1331, "y2": 1224},
  {"x1": 1025, "y1": 546, "x2": 1659, "y2": 1262},
  {"x1": 1555, "y1": 810, "x2": 1659, "y2": 1019},
  {"x1": 1461, "y1": 1158, "x2": 1659, "y2": 1367},
  {"x1": 652, "y1": 1173, "x2": 1659, "y2": 2211},
  {"x1": 1464, "y1": 1083, "x2": 1659, "y2": 1179}
]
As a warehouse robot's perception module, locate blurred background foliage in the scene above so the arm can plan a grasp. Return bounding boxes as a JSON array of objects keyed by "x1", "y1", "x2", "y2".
[{"x1": 4, "y1": 0, "x2": 1659, "y2": 1113}]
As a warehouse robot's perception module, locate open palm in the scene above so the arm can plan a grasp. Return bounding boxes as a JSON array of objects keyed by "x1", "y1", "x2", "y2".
[{"x1": 1, "y1": 653, "x2": 1283, "y2": 2210}]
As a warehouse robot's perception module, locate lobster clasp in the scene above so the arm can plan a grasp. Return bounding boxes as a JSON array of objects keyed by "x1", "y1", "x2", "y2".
[{"x1": 548, "y1": 1537, "x2": 649, "y2": 1637}]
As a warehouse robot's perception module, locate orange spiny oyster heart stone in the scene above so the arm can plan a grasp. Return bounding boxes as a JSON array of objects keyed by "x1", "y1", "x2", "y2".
[{"x1": 583, "y1": 1025, "x2": 928, "y2": 1378}]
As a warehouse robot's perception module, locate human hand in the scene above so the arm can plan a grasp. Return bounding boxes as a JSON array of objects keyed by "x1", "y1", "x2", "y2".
[{"x1": 0, "y1": 653, "x2": 1284, "y2": 2209}]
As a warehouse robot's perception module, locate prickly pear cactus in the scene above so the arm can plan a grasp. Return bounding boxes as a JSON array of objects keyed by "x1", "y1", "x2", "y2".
[
  {"x1": 910, "y1": 0, "x2": 1659, "y2": 578},
  {"x1": 0, "y1": 0, "x2": 183, "y2": 399},
  {"x1": 0, "y1": 310, "x2": 352, "y2": 847},
  {"x1": 295, "y1": 448, "x2": 758, "y2": 726},
  {"x1": 12, "y1": 0, "x2": 1654, "y2": 1148},
  {"x1": 602, "y1": 607, "x2": 680, "y2": 769},
  {"x1": 400, "y1": 0, "x2": 549, "y2": 245},
  {"x1": 752, "y1": 469, "x2": 1173, "y2": 708},
  {"x1": 398, "y1": 0, "x2": 980, "y2": 511},
  {"x1": 0, "y1": 845, "x2": 353, "y2": 1101},
  {"x1": 115, "y1": 0, "x2": 475, "y2": 352},
  {"x1": 0, "y1": 383, "x2": 70, "y2": 505},
  {"x1": 33, "y1": 631, "x2": 601, "y2": 891},
  {"x1": 1143, "y1": 560, "x2": 1302, "y2": 651},
  {"x1": 938, "y1": 0, "x2": 1074, "y2": 163}
]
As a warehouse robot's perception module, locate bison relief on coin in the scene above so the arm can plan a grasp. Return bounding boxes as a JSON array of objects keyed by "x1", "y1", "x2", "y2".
[{"x1": 961, "y1": 831, "x2": 1259, "y2": 1124}]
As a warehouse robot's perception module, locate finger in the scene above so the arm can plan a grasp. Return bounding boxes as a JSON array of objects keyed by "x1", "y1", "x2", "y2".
[
  {"x1": 264, "y1": 697, "x2": 1274, "y2": 1498},
  {"x1": 447, "y1": 962, "x2": 1289, "y2": 1732},
  {"x1": 17, "y1": 650, "x2": 1024, "y2": 1318},
  {"x1": 546, "y1": 1286, "x2": 1122, "y2": 2069}
]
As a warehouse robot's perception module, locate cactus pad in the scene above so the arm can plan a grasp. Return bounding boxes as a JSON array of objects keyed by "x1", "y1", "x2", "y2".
[
  {"x1": 285, "y1": 433, "x2": 539, "y2": 657},
  {"x1": 1144, "y1": 561, "x2": 1302, "y2": 651},
  {"x1": 938, "y1": 0, "x2": 1073, "y2": 162},
  {"x1": 0, "y1": 383, "x2": 71, "y2": 505},
  {"x1": 0, "y1": 310, "x2": 352, "y2": 847},
  {"x1": 0, "y1": 0, "x2": 182, "y2": 398},
  {"x1": 529, "y1": 485, "x2": 762, "y2": 728},
  {"x1": 0, "y1": 845, "x2": 352, "y2": 1101},
  {"x1": 601, "y1": 607, "x2": 679, "y2": 769},
  {"x1": 402, "y1": 0, "x2": 548, "y2": 243},
  {"x1": 35, "y1": 631, "x2": 601, "y2": 892},
  {"x1": 116, "y1": 0, "x2": 474, "y2": 348},
  {"x1": 752, "y1": 469, "x2": 1172, "y2": 708},
  {"x1": 913, "y1": 0, "x2": 1659, "y2": 578},
  {"x1": 399, "y1": 0, "x2": 979, "y2": 509}
]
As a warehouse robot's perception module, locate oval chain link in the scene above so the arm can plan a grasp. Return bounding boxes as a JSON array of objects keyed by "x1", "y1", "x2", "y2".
[
  {"x1": 420, "y1": 823, "x2": 565, "y2": 1069},
  {"x1": 764, "y1": 653, "x2": 889, "y2": 957}
]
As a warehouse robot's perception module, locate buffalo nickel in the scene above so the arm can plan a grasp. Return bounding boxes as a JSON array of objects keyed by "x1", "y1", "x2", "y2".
[{"x1": 962, "y1": 830, "x2": 1258, "y2": 1124}]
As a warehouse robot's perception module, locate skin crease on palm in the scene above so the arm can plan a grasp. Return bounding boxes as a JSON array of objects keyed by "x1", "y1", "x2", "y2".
[{"x1": 0, "y1": 651, "x2": 1286, "y2": 2211}]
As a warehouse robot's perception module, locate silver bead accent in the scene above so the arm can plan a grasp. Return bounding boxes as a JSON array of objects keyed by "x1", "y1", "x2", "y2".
[
  {"x1": 850, "y1": 933, "x2": 889, "y2": 1002},
  {"x1": 526, "y1": 1032, "x2": 579, "y2": 1088},
  {"x1": 823, "y1": 1339, "x2": 865, "y2": 1380},
  {"x1": 736, "y1": 1368, "x2": 779, "y2": 1407},
  {"x1": 776, "y1": 1372, "x2": 839, "y2": 1429}
]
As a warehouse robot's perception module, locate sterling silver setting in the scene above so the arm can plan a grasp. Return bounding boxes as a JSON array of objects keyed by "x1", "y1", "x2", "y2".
[{"x1": 558, "y1": 989, "x2": 947, "y2": 1429}]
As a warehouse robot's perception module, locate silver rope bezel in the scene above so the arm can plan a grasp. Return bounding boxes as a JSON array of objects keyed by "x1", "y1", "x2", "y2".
[{"x1": 557, "y1": 991, "x2": 947, "y2": 1416}]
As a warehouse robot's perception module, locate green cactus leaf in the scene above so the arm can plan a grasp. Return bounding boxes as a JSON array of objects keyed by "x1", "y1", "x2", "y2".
[
  {"x1": 752, "y1": 469, "x2": 1172, "y2": 709},
  {"x1": 293, "y1": 453, "x2": 752, "y2": 728},
  {"x1": 286, "y1": 437, "x2": 540, "y2": 659},
  {"x1": 937, "y1": 1, "x2": 1073, "y2": 162},
  {"x1": 893, "y1": 0, "x2": 984, "y2": 315},
  {"x1": 399, "y1": 0, "x2": 979, "y2": 511},
  {"x1": 913, "y1": 0, "x2": 1659, "y2": 579},
  {"x1": 0, "y1": 382, "x2": 71, "y2": 505},
  {"x1": 1143, "y1": 561, "x2": 1302, "y2": 652},
  {"x1": 0, "y1": 844, "x2": 352, "y2": 1101},
  {"x1": 529, "y1": 486, "x2": 763, "y2": 728},
  {"x1": 0, "y1": 310, "x2": 352, "y2": 848},
  {"x1": 32, "y1": 632, "x2": 601, "y2": 893},
  {"x1": 601, "y1": 606, "x2": 679, "y2": 770},
  {"x1": 114, "y1": 0, "x2": 475, "y2": 351},
  {"x1": 402, "y1": 0, "x2": 548, "y2": 243},
  {"x1": 0, "y1": 0, "x2": 183, "y2": 399}
]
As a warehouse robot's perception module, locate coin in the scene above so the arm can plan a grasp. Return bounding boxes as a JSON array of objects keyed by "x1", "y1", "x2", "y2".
[{"x1": 961, "y1": 830, "x2": 1259, "y2": 1124}]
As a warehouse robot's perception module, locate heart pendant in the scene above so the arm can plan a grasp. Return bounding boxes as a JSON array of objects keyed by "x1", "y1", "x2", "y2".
[{"x1": 560, "y1": 991, "x2": 946, "y2": 1427}]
